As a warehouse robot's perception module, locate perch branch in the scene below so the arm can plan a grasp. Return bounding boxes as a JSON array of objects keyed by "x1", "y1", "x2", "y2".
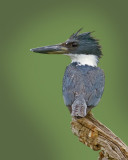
[{"x1": 71, "y1": 112, "x2": 128, "y2": 160}]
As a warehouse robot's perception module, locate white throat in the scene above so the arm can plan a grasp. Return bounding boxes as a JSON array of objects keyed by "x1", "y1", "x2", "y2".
[{"x1": 67, "y1": 54, "x2": 98, "y2": 67}]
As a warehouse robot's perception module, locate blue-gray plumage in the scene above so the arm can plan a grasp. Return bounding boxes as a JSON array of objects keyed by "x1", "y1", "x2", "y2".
[
  {"x1": 30, "y1": 29, "x2": 105, "y2": 117},
  {"x1": 63, "y1": 62, "x2": 105, "y2": 117}
]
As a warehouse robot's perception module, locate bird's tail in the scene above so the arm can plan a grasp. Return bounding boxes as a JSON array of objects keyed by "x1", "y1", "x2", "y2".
[{"x1": 71, "y1": 95, "x2": 87, "y2": 118}]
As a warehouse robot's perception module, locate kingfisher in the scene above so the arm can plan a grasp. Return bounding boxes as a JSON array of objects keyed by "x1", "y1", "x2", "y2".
[{"x1": 30, "y1": 29, "x2": 105, "y2": 117}]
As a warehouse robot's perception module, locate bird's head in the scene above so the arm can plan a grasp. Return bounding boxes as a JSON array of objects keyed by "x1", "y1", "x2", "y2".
[{"x1": 30, "y1": 29, "x2": 102, "y2": 66}]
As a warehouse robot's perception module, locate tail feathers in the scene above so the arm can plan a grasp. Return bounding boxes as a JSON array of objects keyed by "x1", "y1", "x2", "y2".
[{"x1": 71, "y1": 96, "x2": 87, "y2": 117}]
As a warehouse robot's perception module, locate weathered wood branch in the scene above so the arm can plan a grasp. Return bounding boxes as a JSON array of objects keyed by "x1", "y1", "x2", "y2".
[{"x1": 71, "y1": 112, "x2": 128, "y2": 160}]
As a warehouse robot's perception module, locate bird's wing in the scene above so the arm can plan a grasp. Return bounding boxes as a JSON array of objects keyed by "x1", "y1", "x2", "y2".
[
  {"x1": 84, "y1": 68, "x2": 105, "y2": 107},
  {"x1": 63, "y1": 65, "x2": 105, "y2": 108},
  {"x1": 63, "y1": 65, "x2": 85, "y2": 107}
]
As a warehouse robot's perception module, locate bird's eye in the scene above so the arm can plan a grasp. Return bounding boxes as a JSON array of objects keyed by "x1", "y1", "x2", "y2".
[{"x1": 72, "y1": 42, "x2": 78, "y2": 47}]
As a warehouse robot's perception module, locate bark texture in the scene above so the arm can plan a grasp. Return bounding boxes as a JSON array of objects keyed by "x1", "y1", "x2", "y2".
[{"x1": 71, "y1": 113, "x2": 128, "y2": 160}]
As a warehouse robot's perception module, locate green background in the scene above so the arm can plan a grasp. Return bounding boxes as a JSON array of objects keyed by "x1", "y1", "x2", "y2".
[{"x1": 1, "y1": 0, "x2": 128, "y2": 159}]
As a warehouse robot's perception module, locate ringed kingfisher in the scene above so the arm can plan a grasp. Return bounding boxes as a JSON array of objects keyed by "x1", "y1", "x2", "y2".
[{"x1": 30, "y1": 29, "x2": 105, "y2": 117}]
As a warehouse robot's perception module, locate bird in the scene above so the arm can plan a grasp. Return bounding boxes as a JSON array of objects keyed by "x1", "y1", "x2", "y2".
[{"x1": 30, "y1": 29, "x2": 105, "y2": 118}]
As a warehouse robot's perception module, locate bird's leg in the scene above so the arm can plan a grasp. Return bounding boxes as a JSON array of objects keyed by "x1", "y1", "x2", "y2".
[{"x1": 71, "y1": 96, "x2": 87, "y2": 118}]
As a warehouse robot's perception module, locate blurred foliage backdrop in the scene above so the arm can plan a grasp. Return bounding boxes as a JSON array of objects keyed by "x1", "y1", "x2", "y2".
[{"x1": 1, "y1": 0, "x2": 128, "y2": 159}]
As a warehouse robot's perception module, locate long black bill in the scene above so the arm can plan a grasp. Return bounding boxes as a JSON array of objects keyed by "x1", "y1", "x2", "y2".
[{"x1": 30, "y1": 44, "x2": 68, "y2": 54}]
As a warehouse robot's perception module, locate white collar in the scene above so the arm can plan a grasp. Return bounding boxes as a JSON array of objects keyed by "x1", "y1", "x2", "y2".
[{"x1": 67, "y1": 54, "x2": 98, "y2": 67}]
